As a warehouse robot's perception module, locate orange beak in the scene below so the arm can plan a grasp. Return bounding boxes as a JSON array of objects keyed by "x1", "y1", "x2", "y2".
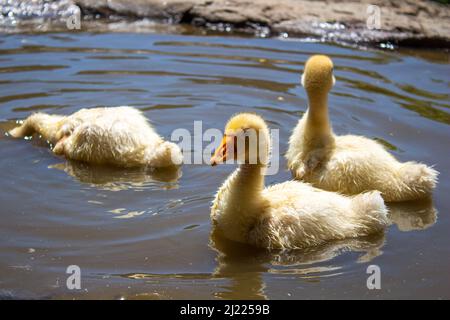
[{"x1": 210, "y1": 135, "x2": 233, "y2": 166}]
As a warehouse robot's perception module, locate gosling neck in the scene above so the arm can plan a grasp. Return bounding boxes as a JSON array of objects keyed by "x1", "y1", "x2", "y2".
[
  {"x1": 222, "y1": 161, "x2": 267, "y2": 218},
  {"x1": 305, "y1": 89, "x2": 331, "y2": 134},
  {"x1": 214, "y1": 161, "x2": 267, "y2": 244},
  {"x1": 231, "y1": 131, "x2": 270, "y2": 199},
  {"x1": 235, "y1": 163, "x2": 266, "y2": 196}
]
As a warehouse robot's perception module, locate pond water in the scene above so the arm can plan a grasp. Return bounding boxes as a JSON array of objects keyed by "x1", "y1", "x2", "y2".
[{"x1": 0, "y1": 31, "x2": 449, "y2": 299}]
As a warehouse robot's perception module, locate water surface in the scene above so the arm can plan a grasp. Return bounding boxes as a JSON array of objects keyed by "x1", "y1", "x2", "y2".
[{"x1": 0, "y1": 32, "x2": 449, "y2": 299}]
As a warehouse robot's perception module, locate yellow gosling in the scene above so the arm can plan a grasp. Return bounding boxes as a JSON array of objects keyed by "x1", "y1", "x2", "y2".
[
  {"x1": 9, "y1": 106, "x2": 182, "y2": 168},
  {"x1": 286, "y1": 55, "x2": 438, "y2": 202},
  {"x1": 210, "y1": 113, "x2": 389, "y2": 249}
]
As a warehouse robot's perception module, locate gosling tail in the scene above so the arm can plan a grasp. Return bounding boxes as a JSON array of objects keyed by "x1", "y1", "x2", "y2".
[
  {"x1": 387, "y1": 162, "x2": 439, "y2": 202},
  {"x1": 144, "y1": 141, "x2": 183, "y2": 168},
  {"x1": 350, "y1": 191, "x2": 390, "y2": 235}
]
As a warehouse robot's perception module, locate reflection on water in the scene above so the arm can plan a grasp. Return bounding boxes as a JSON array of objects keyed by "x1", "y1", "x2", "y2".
[
  {"x1": 117, "y1": 228, "x2": 387, "y2": 300},
  {"x1": 208, "y1": 227, "x2": 386, "y2": 299},
  {"x1": 341, "y1": 77, "x2": 450, "y2": 125},
  {"x1": 388, "y1": 199, "x2": 437, "y2": 232},
  {"x1": 49, "y1": 161, "x2": 181, "y2": 191},
  {"x1": 0, "y1": 32, "x2": 449, "y2": 299}
]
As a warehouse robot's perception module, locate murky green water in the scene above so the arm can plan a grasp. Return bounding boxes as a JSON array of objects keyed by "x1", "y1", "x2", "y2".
[{"x1": 0, "y1": 32, "x2": 449, "y2": 299}]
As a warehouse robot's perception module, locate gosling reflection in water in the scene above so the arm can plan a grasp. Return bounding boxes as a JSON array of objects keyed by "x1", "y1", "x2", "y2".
[
  {"x1": 388, "y1": 198, "x2": 437, "y2": 232},
  {"x1": 49, "y1": 160, "x2": 182, "y2": 191},
  {"x1": 208, "y1": 227, "x2": 386, "y2": 299},
  {"x1": 208, "y1": 199, "x2": 437, "y2": 299}
]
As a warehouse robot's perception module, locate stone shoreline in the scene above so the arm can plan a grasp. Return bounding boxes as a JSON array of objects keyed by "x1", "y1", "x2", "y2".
[
  {"x1": 1, "y1": 0, "x2": 449, "y2": 47},
  {"x1": 73, "y1": 0, "x2": 450, "y2": 47}
]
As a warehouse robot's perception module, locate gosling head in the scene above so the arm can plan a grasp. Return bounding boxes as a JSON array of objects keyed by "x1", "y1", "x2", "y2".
[
  {"x1": 301, "y1": 55, "x2": 335, "y2": 94},
  {"x1": 210, "y1": 113, "x2": 270, "y2": 166}
]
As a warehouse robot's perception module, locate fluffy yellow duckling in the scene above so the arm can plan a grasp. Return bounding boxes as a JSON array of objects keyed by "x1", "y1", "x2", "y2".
[
  {"x1": 286, "y1": 55, "x2": 438, "y2": 202},
  {"x1": 210, "y1": 113, "x2": 389, "y2": 249},
  {"x1": 8, "y1": 107, "x2": 182, "y2": 168}
]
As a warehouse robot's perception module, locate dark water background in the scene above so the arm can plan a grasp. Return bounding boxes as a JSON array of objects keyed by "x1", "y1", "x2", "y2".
[{"x1": 0, "y1": 32, "x2": 449, "y2": 299}]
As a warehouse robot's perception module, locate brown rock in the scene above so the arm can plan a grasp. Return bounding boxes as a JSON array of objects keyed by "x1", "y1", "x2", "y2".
[{"x1": 74, "y1": 0, "x2": 450, "y2": 47}]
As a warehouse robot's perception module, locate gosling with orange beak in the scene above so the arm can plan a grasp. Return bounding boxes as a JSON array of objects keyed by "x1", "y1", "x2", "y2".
[
  {"x1": 210, "y1": 113, "x2": 389, "y2": 249},
  {"x1": 286, "y1": 55, "x2": 438, "y2": 202},
  {"x1": 211, "y1": 135, "x2": 234, "y2": 166}
]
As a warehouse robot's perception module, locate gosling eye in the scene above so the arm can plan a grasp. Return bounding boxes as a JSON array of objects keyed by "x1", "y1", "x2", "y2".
[
  {"x1": 331, "y1": 67, "x2": 335, "y2": 85},
  {"x1": 243, "y1": 128, "x2": 258, "y2": 137}
]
